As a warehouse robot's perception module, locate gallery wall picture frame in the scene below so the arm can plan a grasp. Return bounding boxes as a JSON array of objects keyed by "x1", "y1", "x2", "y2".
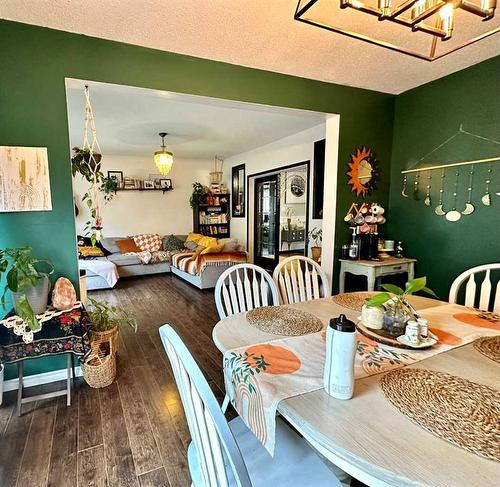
[
  {"x1": 0, "y1": 146, "x2": 52, "y2": 212},
  {"x1": 159, "y1": 178, "x2": 172, "y2": 189},
  {"x1": 143, "y1": 180, "x2": 155, "y2": 189},
  {"x1": 312, "y1": 139, "x2": 326, "y2": 219},
  {"x1": 231, "y1": 163, "x2": 245, "y2": 217},
  {"x1": 107, "y1": 170, "x2": 124, "y2": 188}
]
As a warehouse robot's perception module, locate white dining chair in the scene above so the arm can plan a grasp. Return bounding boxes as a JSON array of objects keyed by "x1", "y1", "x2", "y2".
[
  {"x1": 159, "y1": 324, "x2": 342, "y2": 487},
  {"x1": 449, "y1": 263, "x2": 500, "y2": 312},
  {"x1": 214, "y1": 264, "x2": 279, "y2": 320},
  {"x1": 273, "y1": 256, "x2": 330, "y2": 304}
]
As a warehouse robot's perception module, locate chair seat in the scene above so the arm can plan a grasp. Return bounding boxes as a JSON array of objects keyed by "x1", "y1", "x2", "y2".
[{"x1": 188, "y1": 416, "x2": 341, "y2": 487}]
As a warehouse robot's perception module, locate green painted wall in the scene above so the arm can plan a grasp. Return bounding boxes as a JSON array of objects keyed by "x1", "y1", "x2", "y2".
[
  {"x1": 388, "y1": 57, "x2": 500, "y2": 299},
  {"x1": 0, "y1": 20, "x2": 394, "y2": 379}
]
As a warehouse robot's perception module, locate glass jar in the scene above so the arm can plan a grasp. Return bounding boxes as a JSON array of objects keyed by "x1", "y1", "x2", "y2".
[{"x1": 383, "y1": 305, "x2": 408, "y2": 336}]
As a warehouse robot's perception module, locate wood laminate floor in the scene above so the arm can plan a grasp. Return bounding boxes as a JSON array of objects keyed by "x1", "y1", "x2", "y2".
[{"x1": 0, "y1": 274, "x2": 229, "y2": 487}]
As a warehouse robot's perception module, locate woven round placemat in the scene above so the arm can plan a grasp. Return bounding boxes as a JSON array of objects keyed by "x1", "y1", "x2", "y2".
[
  {"x1": 380, "y1": 368, "x2": 500, "y2": 462},
  {"x1": 246, "y1": 306, "x2": 323, "y2": 336},
  {"x1": 474, "y1": 336, "x2": 500, "y2": 363},
  {"x1": 331, "y1": 292, "x2": 375, "y2": 312}
]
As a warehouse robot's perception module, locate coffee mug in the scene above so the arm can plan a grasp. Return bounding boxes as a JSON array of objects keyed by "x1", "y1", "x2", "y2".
[{"x1": 405, "y1": 321, "x2": 420, "y2": 344}]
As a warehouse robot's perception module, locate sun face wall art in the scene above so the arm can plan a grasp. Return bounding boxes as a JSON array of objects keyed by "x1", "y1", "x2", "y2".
[
  {"x1": 347, "y1": 147, "x2": 380, "y2": 197},
  {"x1": 0, "y1": 146, "x2": 52, "y2": 212}
]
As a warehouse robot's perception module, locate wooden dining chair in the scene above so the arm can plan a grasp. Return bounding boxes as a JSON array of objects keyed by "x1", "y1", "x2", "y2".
[
  {"x1": 159, "y1": 324, "x2": 342, "y2": 487},
  {"x1": 449, "y1": 263, "x2": 500, "y2": 312},
  {"x1": 273, "y1": 256, "x2": 330, "y2": 304},
  {"x1": 214, "y1": 264, "x2": 279, "y2": 320}
]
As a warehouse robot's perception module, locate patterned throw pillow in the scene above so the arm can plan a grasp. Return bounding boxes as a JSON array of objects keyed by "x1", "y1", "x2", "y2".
[
  {"x1": 184, "y1": 240, "x2": 199, "y2": 251},
  {"x1": 133, "y1": 234, "x2": 162, "y2": 252},
  {"x1": 79, "y1": 246, "x2": 104, "y2": 257},
  {"x1": 163, "y1": 234, "x2": 185, "y2": 252}
]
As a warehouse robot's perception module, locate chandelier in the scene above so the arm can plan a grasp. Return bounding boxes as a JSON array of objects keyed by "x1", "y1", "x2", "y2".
[
  {"x1": 294, "y1": 0, "x2": 498, "y2": 60},
  {"x1": 153, "y1": 132, "x2": 174, "y2": 175}
]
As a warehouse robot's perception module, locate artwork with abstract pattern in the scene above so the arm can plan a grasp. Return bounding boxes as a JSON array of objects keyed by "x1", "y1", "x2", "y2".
[{"x1": 0, "y1": 146, "x2": 52, "y2": 212}]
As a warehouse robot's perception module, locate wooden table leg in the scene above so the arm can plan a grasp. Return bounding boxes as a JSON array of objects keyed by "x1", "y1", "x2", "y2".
[
  {"x1": 367, "y1": 270, "x2": 376, "y2": 291},
  {"x1": 71, "y1": 354, "x2": 76, "y2": 388},
  {"x1": 17, "y1": 361, "x2": 24, "y2": 417},
  {"x1": 66, "y1": 352, "x2": 71, "y2": 407}
]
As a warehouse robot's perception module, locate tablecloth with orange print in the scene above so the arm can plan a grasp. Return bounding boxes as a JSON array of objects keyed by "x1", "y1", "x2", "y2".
[{"x1": 223, "y1": 304, "x2": 500, "y2": 455}]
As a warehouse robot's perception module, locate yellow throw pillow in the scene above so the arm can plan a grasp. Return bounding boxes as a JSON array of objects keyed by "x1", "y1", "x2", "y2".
[
  {"x1": 79, "y1": 246, "x2": 104, "y2": 257},
  {"x1": 200, "y1": 243, "x2": 224, "y2": 255},
  {"x1": 197, "y1": 236, "x2": 218, "y2": 248},
  {"x1": 186, "y1": 233, "x2": 204, "y2": 243}
]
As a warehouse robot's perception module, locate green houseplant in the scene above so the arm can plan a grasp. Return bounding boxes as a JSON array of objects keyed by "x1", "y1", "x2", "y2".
[
  {"x1": 308, "y1": 227, "x2": 323, "y2": 263},
  {"x1": 0, "y1": 247, "x2": 54, "y2": 331},
  {"x1": 366, "y1": 276, "x2": 437, "y2": 336},
  {"x1": 189, "y1": 182, "x2": 210, "y2": 208}
]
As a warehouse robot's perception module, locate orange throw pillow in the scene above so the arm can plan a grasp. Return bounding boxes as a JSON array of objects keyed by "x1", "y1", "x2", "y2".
[{"x1": 116, "y1": 238, "x2": 140, "y2": 254}]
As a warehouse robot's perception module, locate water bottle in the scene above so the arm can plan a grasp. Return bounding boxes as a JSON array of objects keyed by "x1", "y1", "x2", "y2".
[{"x1": 324, "y1": 314, "x2": 357, "y2": 400}]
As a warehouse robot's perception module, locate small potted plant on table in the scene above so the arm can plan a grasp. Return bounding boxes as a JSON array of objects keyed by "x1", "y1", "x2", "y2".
[
  {"x1": 365, "y1": 277, "x2": 436, "y2": 336},
  {"x1": 0, "y1": 247, "x2": 54, "y2": 331}
]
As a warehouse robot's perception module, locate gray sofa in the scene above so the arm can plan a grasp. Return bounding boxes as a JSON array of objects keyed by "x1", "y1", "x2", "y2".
[{"x1": 81, "y1": 235, "x2": 244, "y2": 291}]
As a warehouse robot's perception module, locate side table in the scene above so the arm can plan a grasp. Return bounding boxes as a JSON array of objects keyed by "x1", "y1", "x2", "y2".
[
  {"x1": 0, "y1": 305, "x2": 92, "y2": 415},
  {"x1": 339, "y1": 258, "x2": 416, "y2": 293}
]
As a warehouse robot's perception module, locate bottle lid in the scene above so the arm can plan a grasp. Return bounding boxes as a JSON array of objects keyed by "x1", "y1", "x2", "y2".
[{"x1": 329, "y1": 314, "x2": 356, "y2": 332}]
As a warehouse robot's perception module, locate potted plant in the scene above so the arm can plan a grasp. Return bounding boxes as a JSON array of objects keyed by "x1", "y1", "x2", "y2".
[
  {"x1": 189, "y1": 182, "x2": 210, "y2": 208},
  {"x1": 308, "y1": 227, "x2": 323, "y2": 262},
  {"x1": 86, "y1": 298, "x2": 138, "y2": 352},
  {"x1": 0, "y1": 247, "x2": 54, "y2": 331},
  {"x1": 71, "y1": 146, "x2": 102, "y2": 179},
  {"x1": 366, "y1": 277, "x2": 437, "y2": 336}
]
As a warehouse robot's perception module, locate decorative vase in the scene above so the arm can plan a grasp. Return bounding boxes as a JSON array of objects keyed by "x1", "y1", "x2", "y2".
[
  {"x1": 311, "y1": 246, "x2": 322, "y2": 263},
  {"x1": 13, "y1": 274, "x2": 50, "y2": 315},
  {"x1": 382, "y1": 305, "x2": 408, "y2": 336}
]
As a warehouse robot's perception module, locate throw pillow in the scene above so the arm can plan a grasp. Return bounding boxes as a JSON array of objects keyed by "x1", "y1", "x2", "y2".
[
  {"x1": 197, "y1": 236, "x2": 218, "y2": 248},
  {"x1": 163, "y1": 234, "x2": 185, "y2": 252},
  {"x1": 222, "y1": 241, "x2": 243, "y2": 253},
  {"x1": 184, "y1": 240, "x2": 199, "y2": 251},
  {"x1": 200, "y1": 243, "x2": 224, "y2": 255},
  {"x1": 134, "y1": 234, "x2": 162, "y2": 252},
  {"x1": 116, "y1": 238, "x2": 141, "y2": 254},
  {"x1": 77, "y1": 235, "x2": 112, "y2": 256},
  {"x1": 186, "y1": 232, "x2": 204, "y2": 243},
  {"x1": 79, "y1": 246, "x2": 104, "y2": 257}
]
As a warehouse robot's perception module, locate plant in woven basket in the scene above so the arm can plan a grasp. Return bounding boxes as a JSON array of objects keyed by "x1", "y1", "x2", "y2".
[
  {"x1": 86, "y1": 298, "x2": 138, "y2": 333},
  {"x1": 0, "y1": 247, "x2": 54, "y2": 331}
]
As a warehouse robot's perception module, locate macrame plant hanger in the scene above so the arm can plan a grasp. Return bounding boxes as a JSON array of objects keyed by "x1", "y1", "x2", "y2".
[{"x1": 82, "y1": 85, "x2": 103, "y2": 243}]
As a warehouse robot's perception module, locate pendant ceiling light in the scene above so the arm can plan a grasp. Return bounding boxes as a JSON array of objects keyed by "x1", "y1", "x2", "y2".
[
  {"x1": 294, "y1": 0, "x2": 498, "y2": 61},
  {"x1": 154, "y1": 132, "x2": 174, "y2": 175}
]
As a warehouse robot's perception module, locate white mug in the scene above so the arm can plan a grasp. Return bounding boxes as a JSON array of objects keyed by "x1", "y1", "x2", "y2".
[{"x1": 405, "y1": 320, "x2": 420, "y2": 344}]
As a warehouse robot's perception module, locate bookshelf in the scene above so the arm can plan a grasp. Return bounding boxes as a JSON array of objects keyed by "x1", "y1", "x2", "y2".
[{"x1": 193, "y1": 193, "x2": 230, "y2": 238}]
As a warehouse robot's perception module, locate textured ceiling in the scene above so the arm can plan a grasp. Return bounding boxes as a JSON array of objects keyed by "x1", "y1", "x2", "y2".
[
  {"x1": 65, "y1": 79, "x2": 325, "y2": 159},
  {"x1": 2, "y1": 0, "x2": 499, "y2": 94}
]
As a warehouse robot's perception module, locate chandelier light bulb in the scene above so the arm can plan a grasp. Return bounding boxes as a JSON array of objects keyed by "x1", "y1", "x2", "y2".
[
  {"x1": 378, "y1": 0, "x2": 392, "y2": 16},
  {"x1": 439, "y1": 3, "x2": 455, "y2": 38}
]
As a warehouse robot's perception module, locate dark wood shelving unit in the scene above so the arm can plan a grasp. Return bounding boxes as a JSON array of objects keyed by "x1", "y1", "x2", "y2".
[{"x1": 193, "y1": 193, "x2": 230, "y2": 238}]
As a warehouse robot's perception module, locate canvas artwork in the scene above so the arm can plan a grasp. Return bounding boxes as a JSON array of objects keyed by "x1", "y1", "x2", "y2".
[
  {"x1": 0, "y1": 146, "x2": 52, "y2": 212},
  {"x1": 285, "y1": 171, "x2": 306, "y2": 204}
]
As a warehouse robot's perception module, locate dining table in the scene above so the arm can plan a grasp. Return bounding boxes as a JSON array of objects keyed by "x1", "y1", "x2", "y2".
[{"x1": 212, "y1": 293, "x2": 500, "y2": 487}]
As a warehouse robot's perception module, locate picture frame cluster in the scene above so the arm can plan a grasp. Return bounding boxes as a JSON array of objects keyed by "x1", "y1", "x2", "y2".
[{"x1": 107, "y1": 171, "x2": 173, "y2": 191}]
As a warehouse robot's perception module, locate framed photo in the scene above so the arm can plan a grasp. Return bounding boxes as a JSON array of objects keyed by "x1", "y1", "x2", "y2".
[
  {"x1": 149, "y1": 173, "x2": 163, "y2": 188},
  {"x1": 107, "y1": 171, "x2": 124, "y2": 188},
  {"x1": 0, "y1": 146, "x2": 52, "y2": 212},
  {"x1": 144, "y1": 180, "x2": 155, "y2": 189},
  {"x1": 159, "y1": 178, "x2": 172, "y2": 189}
]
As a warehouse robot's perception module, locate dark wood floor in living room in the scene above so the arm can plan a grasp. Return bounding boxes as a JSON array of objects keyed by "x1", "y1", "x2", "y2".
[{"x1": 0, "y1": 274, "x2": 228, "y2": 487}]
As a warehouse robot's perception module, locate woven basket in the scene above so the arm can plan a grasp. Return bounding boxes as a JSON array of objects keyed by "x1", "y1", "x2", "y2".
[
  {"x1": 81, "y1": 339, "x2": 116, "y2": 388},
  {"x1": 91, "y1": 326, "x2": 119, "y2": 354},
  {"x1": 209, "y1": 171, "x2": 223, "y2": 184}
]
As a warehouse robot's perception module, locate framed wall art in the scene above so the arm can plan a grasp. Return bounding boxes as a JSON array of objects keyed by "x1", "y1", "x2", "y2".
[{"x1": 0, "y1": 146, "x2": 52, "y2": 212}]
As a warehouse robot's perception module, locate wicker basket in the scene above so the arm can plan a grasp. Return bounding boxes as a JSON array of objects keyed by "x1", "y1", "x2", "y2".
[
  {"x1": 209, "y1": 171, "x2": 223, "y2": 184},
  {"x1": 82, "y1": 339, "x2": 116, "y2": 388},
  {"x1": 91, "y1": 326, "x2": 119, "y2": 353}
]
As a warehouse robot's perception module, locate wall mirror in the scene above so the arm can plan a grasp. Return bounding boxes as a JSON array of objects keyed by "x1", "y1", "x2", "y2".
[
  {"x1": 347, "y1": 146, "x2": 379, "y2": 197},
  {"x1": 232, "y1": 163, "x2": 245, "y2": 217}
]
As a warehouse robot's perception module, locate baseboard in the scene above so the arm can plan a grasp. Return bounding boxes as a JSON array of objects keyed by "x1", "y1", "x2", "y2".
[{"x1": 2, "y1": 366, "x2": 83, "y2": 392}]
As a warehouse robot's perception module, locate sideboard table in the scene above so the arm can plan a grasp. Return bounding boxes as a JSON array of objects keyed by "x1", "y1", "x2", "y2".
[
  {"x1": 339, "y1": 257, "x2": 416, "y2": 293},
  {"x1": 0, "y1": 306, "x2": 92, "y2": 416}
]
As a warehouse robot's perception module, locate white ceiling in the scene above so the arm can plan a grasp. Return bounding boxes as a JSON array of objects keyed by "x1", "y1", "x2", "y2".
[
  {"x1": 65, "y1": 79, "x2": 326, "y2": 159},
  {"x1": 2, "y1": 1, "x2": 499, "y2": 94}
]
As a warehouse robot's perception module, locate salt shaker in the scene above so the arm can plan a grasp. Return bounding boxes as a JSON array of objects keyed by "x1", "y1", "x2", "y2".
[{"x1": 324, "y1": 314, "x2": 357, "y2": 400}]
